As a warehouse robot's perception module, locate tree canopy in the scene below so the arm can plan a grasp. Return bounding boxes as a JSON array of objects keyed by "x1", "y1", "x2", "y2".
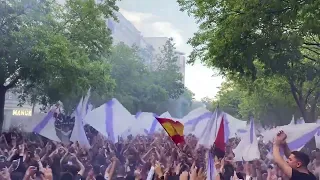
[
  {"x1": 212, "y1": 75, "x2": 298, "y2": 126},
  {"x1": 0, "y1": 0, "x2": 191, "y2": 131},
  {"x1": 0, "y1": 0, "x2": 117, "y2": 125},
  {"x1": 178, "y1": 0, "x2": 320, "y2": 122},
  {"x1": 107, "y1": 39, "x2": 186, "y2": 115},
  {"x1": 106, "y1": 43, "x2": 167, "y2": 113}
]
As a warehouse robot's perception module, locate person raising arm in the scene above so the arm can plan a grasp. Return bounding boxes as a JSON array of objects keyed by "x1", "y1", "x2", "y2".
[{"x1": 273, "y1": 130, "x2": 316, "y2": 180}]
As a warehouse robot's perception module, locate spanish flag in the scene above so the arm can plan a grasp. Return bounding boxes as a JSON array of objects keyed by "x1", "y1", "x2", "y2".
[{"x1": 156, "y1": 117, "x2": 185, "y2": 145}]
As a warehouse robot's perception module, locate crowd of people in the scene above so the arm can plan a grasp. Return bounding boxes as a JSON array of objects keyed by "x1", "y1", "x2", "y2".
[{"x1": 0, "y1": 125, "x2": 318, "y2": 180}]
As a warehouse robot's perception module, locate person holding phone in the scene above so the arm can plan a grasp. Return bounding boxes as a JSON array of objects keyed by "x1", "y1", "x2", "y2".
[{"x1": 273, "y1": 130, "x2": 316, "y2": 180}]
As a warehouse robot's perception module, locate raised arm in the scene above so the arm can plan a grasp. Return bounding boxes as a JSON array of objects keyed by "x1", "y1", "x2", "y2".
[
  {"x1": 282, "y1": 142, "x2": 291, "y2": 159},
  {"x1": 273, "y1": 131, "x2": 292, "y2": 178}
]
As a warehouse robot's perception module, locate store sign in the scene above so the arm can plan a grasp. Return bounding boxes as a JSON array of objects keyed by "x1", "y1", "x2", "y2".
[{"x1": 12, "y1": 110, "x2": 32, "y2": 116}]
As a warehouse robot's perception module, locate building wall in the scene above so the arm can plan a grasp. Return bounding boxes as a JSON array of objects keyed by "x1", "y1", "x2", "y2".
[
  {"x1": 3, "y1": 92, "x2": 36, "y2": 130},
  {"x1": 177, "y1": 53, "x2": 186, "y2": 84},
  {"x1": 107, "y1": 12, "x2": 150, "y2": 48},
  {"x1": 107, "y1": 12, "x2": 154, "y2": 66},
  {"x1": 4, "y1": 92, "x2": 33, "y2": 112}
]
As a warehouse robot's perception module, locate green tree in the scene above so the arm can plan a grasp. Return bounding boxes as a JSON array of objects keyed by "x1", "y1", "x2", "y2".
[
  {"x1": 147, "y1": 38, "x2": 186, "y2": 116},
  {"x1": 178, "y1": 0, "x2": 320, "y2": 122},
  {"x1": 212, "y1": 81, "x2": 243, "y2": 118},
  {"x1": 201, "y1": 96, "x2": 215, "y2": 111},
  {"x1": 106, "y1": 43, "x2": 167, "y2": 113},
  {"x1": 239, "y1": 76, "x2": 297, "y2": 126},
  {"x1": 0, "y1": 0, "x2": 117, "y2": 128},
  {"x1": 108, "y1": 39, "x2": 186, "y2": 115},
  {"x1": 153, "y1": 38, "x2": 185, "y2": 100},
  {"x1": 212, "y1": 76, "x2": 299, "y2": 126}
]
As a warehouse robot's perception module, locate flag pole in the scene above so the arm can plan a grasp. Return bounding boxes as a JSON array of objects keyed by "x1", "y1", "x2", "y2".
[{"x1": 215, "y1": 104, "x2": 219, "y2": 139}]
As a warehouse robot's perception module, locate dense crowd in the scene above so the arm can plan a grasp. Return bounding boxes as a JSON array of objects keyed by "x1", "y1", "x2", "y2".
[{"x1": 0, "y1": 126, "x2": 318, "y2": 180}]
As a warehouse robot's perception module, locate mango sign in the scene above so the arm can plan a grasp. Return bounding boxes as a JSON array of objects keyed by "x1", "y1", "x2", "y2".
[{"x1": 12, "y1": 110, "x2": 32, "y2": 116}]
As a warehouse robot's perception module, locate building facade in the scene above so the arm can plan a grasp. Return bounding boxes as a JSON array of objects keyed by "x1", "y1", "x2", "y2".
[
  {"x1": 3, "y1": 92, "x2": 33, "y2": 130},
  {"x1": 107, "y1": 12, "x2": 150, "y2": 48},
  {"x1": 176, "y1": 51, "x2": 186, "y2": 84},
  {"x1": 107, "y1": 12, "x2": 155, "y2": 66}
]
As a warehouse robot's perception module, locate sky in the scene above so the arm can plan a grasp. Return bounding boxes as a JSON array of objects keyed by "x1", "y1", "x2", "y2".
[{"x1": 117, "y1": 0, "x2": 224, "y2": 100}]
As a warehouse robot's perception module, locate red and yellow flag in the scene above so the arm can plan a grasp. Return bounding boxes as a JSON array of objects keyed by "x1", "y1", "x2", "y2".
[{"x1": 156, "y1": 117, "x2": 185, "y2": 145}]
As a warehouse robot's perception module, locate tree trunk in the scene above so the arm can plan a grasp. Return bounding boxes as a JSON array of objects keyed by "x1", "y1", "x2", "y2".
[
  {"x1": 288, "y1": 80, "x2": 319, "y2": 149},
  {"x1": 32, "y1": 103, "x2": 35, "y2": 115},
  {"x1": 308, "y1": 92, "x2": 320, "y2": 123},
  {"x1": 0, "y1": 87, "x2": 6, "y2": 133}
]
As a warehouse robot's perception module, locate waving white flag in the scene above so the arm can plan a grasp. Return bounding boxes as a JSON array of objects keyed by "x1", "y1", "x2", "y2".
[
  {"x1": 234, "y1": 119, "x2": 260, "y2": 161},
  {"x1": 33, "y1": 106, "x2": 61, "y2": 142},
  {"x1": 70, "y1": 95, "x2": 90, "y2": 149},
  {"x1": 183, "y1": 107, "x2": 213, "y2": 137},
  {"x1": 263, "y1": 123, "x2": 320, "y2": 151},
  {"x1": 84, "y1": 98, "x2": 135, "y2": 143}
]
